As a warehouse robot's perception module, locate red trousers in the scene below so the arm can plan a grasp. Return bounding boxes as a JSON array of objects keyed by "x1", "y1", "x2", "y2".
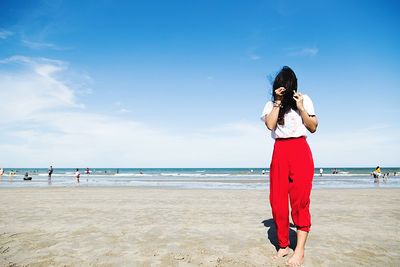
[{"x1": 269, "y1": 137, "x2": 314, "y2": 248}]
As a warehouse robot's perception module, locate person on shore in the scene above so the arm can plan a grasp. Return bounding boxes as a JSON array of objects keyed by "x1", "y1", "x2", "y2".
[
  {"x1": 0, "y1": 167, "x2": 3, "y2": 176},
  {"x1": 261, "y1": 66, "x2": 318, "y2": 266},
  {"x1": 75, "y1": 168, "x2": 80, "y2": 184},
  {"x1": 48, "y1": 166, "x2": 53, "y2": 180}
]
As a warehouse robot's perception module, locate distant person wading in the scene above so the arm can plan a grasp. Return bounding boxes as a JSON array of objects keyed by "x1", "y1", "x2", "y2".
[
  {"x1": 261, "y1": 66, "x2": 318, "y2": 266},
  {"x1": 48, "y1": 165, "x2": 53, "y2": 179}
]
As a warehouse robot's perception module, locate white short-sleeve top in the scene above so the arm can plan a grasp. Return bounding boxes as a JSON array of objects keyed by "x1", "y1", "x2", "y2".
[{"x1": 260, "y1": 94, "x2": 315, "y2": 139}]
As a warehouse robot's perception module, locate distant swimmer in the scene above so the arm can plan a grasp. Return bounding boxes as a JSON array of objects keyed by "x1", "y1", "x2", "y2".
[
  {"x1": 48, "y1": 165, "x2": 53, "y2": 179},
  {"x1": 0, "y1": 167, "x2": 3, "y2": 176},
  {"x1": 262, "y1": 169, "x2": 266, "y2": 175},
  {"x1": 319, "y1": 168, "x2": 323, "y2": 176},
  {"x1": 372, "y1": 166, "x2": 382, "y2": 183},
  {"x1": 373, "y1": 166, "x2": 381, "y2": 178},
  {"x1": 375, "y1": 166, "x2": 381, "y2": 174},
  {"x1": 383, "y1": 173, "x2": 388, "y2": 183},
  {"x1": 85, "y1": 167, "x2": 90, "y2": 174},
  {"x1": 24, "y1": 172, "x2": 32, "y2": 181},
  {"x1": 75, "y1": 168, "x2": 80, "y2": 184},
  {"x1": 8, "y1": 170, "x2": 15, "y2": 181}
]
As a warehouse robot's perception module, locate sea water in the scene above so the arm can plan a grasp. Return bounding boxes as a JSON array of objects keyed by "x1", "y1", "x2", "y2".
[{"x1": 1, "y1": 168, "x2": 399, "y2": 189}]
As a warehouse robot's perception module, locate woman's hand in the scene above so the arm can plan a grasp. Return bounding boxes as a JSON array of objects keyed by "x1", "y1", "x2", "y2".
[
  {"x1": 293, "y1": 91, "x2": 305, "y2": 111},
  {"x1": 274, "y1": 87, "x2": 286, "y2": 102}
]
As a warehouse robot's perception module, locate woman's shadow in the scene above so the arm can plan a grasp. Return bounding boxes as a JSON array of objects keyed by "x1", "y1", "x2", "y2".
[{"x1": 262, "y1": 218, "x2": 297, "y2": 251}]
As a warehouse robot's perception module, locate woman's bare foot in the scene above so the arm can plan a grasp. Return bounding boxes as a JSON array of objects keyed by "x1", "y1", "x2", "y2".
[
  {"x1": 272, "y1": 247, "x2": 289, "y2": 259},
  {"x1": 286, "y1": 250, "x2": 304, "y2": 266}
]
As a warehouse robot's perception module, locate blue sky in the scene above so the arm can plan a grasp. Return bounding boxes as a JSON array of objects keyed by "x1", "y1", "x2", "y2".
[{"x1": 0, "y1": 0, "x2": 399, "y2": 167}]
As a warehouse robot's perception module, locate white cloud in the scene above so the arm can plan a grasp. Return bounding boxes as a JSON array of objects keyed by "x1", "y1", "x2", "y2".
[
  {"x1": 21, "y1": 39, "x2": 68, "y2": 50},
  {"x1": 0, "y1": 56, "x2": 272, "y2": 167},
  {"x1": 309, "y1": 126, "x2": 400, "y2": 167},
  {"x1": 113, "y1": 102, "x2": 132, "y2": 114},
  {"x1": 118, "y1": 108, "x2": 131, "y2": 113},
  {"x1": 249, "y1": 54, "x2": 261, "y2": 60},
  {"x1": 246, "y1": 47, "x2": 261, "y2": 60},
  {"x1": 0, "y1": 56, "x2": 80, "y2": 123},
  {"x1": 286, "y1": 47, "x2": 318, "y2": 57},
  {"x1": 0, "y1": 29, "x2": 13, "y2": 39},
  {"x1": 1, "y1": 55, "x2": 398, "y2": 168}
]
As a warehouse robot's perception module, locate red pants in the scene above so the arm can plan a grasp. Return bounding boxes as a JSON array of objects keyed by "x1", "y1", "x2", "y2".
[{"x1": 269, "y1": 137, "x2": 314, "y2": 248}]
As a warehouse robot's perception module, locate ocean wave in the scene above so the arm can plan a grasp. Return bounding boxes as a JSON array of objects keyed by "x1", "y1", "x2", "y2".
[{"x1": 114, "y1": 173, "x2": 152, "y2": 177}]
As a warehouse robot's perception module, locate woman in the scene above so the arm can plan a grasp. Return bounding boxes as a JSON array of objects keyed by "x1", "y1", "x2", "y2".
[
  {"x1": 261, "y1": 66, "x2": 318, "y2": 266},
  {"x1": 75, "y1": 168, "x2": 80, "y2": 184}
]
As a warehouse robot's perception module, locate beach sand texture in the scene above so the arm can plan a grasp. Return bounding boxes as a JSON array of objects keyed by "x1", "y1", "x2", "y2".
[{"x1": 0, "y1": 188, "x2": 399, "y2": 266}]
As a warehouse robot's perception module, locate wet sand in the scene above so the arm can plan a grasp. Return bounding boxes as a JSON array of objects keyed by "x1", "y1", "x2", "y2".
[{"x1": 0, "y1": 187, "x2": 399, "y2": 266}]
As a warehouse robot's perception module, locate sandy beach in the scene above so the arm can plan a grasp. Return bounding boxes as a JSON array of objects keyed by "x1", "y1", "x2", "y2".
[{"x1": 0, "y1": 187, "x2": 399, "y2": 266}]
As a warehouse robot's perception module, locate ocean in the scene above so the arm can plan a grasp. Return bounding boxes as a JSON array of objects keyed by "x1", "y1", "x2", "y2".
[{"x1": 1, "y1": 167, "x2": 399, "y2": 189}]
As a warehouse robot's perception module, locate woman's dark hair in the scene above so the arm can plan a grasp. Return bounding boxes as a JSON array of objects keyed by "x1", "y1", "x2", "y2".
[{"x1": 272, "y1": 66, "x2": 298, "y2": 125}]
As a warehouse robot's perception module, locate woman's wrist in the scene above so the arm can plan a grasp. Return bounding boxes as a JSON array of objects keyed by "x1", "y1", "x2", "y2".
[
  {"x1": 273, "y1": 101, "x2": 282, "y2": 108},
  {"x1": 298, "y1": 107, "x2": 306, "y2": 113}
]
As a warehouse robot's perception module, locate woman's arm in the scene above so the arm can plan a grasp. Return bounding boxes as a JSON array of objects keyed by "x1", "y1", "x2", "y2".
[
  {"x1": 265, "y1": 87, "x2": 285, "y2": 130},
  {"x1": 265, "y1": 101, "x2": 281, "y2": 130},
  {"x1": 294, "y1": 92, "x2": 318, "y2": 133},
  {"x1": 299, "y1": 109, "x2": 318, "y2": 133}
]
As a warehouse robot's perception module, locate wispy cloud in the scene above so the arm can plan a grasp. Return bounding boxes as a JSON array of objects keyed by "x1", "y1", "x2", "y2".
[
  {"x1": 0, "y1": 29, "x2": 13, "y2": 39},
  {"x1": 246, "y1": 46, "x2": 262, "y2": 61},
  {"x1": 309, "y1": 126, "x2": 400, "y2": 167},
  {"x1": 286, "y1": 47, "x2": 319, "y2": 57},
  {"x1": 1, "y1": 55, "x2": 397, "y2": 167},
  {"x1": 21, "y1": 39, "x2": 68, "y2": 50},
  {"x1": 0, "y1": 56, "x2": 79, "y2": 122},
  {"x1": 114, "y1": 102, "x2": 132, "y2": 114},
  {"x1": 0, "y1": 55, "x2": 271, "y2": 167},
  {"x1": 1, "y1": 55, "x2": 67, "y2": 75},
  {"x1": 249, "y1": 54, "x2": 261, "y2": 60},
  {"x1": 118, "y1": 108, "x2": 131, "y2": 113}
]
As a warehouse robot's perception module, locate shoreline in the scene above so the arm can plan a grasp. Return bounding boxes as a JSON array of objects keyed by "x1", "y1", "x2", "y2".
[
  {"x1": 1, "y1": 184, "x2": 399, "y2": 190},
  {"x1": 1, "y1": 185, "x2": 400, "y2": 190}
]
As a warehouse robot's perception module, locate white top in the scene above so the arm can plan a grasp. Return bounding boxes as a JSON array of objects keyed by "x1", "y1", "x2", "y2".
[{"x1": 260, "y1": 94, "x2": 315, "y2": 139}]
